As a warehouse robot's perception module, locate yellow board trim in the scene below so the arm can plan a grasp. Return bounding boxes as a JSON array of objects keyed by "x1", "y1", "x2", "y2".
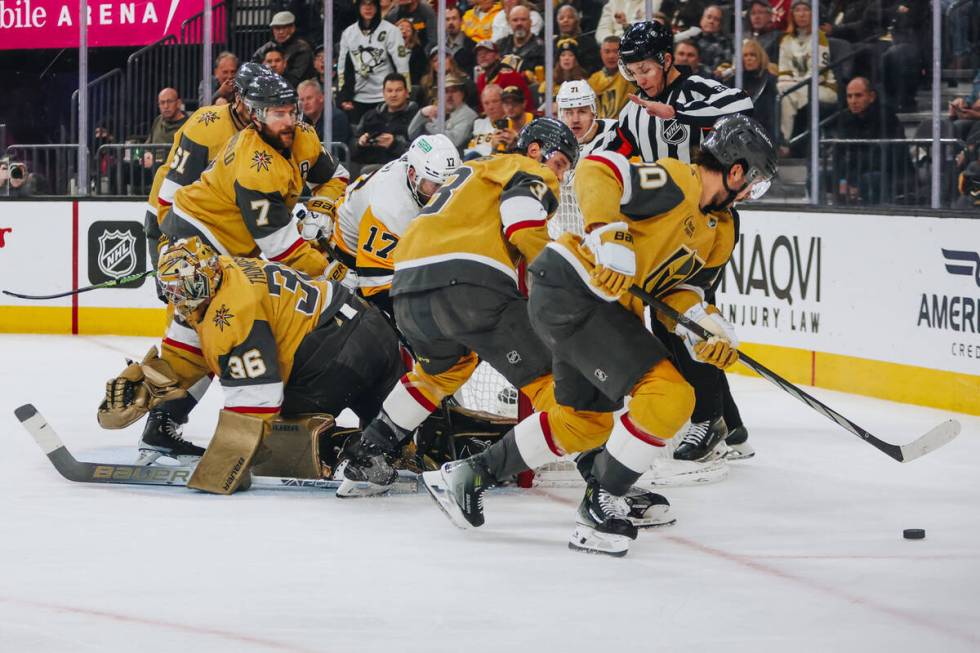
[
  {"x1": 0, "y1": 306, "x2": 73, "y2": 334},
  {"x1": 730, "y1": 341, "x2": 980, "y2": 416},
  {"x1": 0, "y1": 306, "x2": 166, "y2": 336}
]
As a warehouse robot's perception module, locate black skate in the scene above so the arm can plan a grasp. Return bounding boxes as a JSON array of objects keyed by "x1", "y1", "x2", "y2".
[
  {"x1": 673, "y1": 417, "x2": 728, "y2": 462},
  {"x1": 335, "y1": 438, "x2": 399, "y2": 498},
  {"x1": 623, "y1": 487, "x2": 676, "y2": 528},
  {"x1": 136, "y1": 409, "x2": 204, "y2": 465},
  {"x1": 723, "y1": 426, "x2": 755, "y2": 460},
  {"x1": 423, "y1": 455, "x2": 495, "y2": 529},
  {"x1": 568, "y1": 480, "x2": 638, "y2": 557}
]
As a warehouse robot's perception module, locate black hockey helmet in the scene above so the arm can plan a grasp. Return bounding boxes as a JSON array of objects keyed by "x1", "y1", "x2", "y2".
[
  {"x1": 234, "y1": 61, "x2": 271, "y2": 97},
  {"x1": 702, "y1": 113, "x2": 778, "y2": 199},
  {"x1": 515, "y1": 117, "x2": 579, "y2": 168},
  {"x1": 244, "y1": 73, "x2": 298, "y2": 121},
  {"x1": 619, "y1": 20, "x2": 674, "y2": 80}
]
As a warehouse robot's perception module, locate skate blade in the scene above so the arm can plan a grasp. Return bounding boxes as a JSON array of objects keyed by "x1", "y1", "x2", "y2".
[
  {"x1": 629, "y1": 505, "x2": 677, "y2": 529},
  {"x1": 421, "y1": 470, "x2": 471, "y2": 530},
  {"x1": 723, "y1": 442, "x2": 755, "y2": 460},
  {"x1": 567, "y1": 524, "x2": 630, "y2": 557}
]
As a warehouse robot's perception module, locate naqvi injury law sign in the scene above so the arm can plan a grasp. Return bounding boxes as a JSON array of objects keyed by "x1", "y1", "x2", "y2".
[{"x1": 0, "y1": 0, "x2": 220, "y2": 49}]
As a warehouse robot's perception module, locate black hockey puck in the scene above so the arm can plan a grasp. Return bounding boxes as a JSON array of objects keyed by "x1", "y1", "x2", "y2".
[{"x1": 903, "y1": 528, "x2": 926, "y2": 540}]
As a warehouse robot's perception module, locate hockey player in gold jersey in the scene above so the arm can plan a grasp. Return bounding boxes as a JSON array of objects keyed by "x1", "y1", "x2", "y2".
[
  {"x1": 331, "y1": 134, "x2": 460, "y2": 314},
  {"x1": 335, "y1": 118, "x2": 580, "y2": 497},
  {"x1": 163, "y1": 73, "x2": 348, "y2": 279},
  {"x1": 427, "y1": 114, "x2": 777, "y2": 555},
  {"x1": 143, "y1": 63, "x2": 267, "y2": 269}
]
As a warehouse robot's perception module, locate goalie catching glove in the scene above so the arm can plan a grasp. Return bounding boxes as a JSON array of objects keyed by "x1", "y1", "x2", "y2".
[
  {"x1": 97, "y1": 346, "x2": 187, "y2": 429},
  {"x1": 673, "y1": 302, "x2": 740, "y2": 370},
  {"x1": 584, "y1": 221, "x2": 636, "y2": 298}
]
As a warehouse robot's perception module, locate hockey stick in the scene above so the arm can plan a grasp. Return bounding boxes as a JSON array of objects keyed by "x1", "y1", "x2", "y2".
[
  {"x1": 14, "y1": 404, "x2": 419, "y2": 494},
  {"x1": 628, "y1": 286, "x2": 961, "y2": 463},
  {"x1": 2, "y1": 269, "x2": 155, "y2": 300}
]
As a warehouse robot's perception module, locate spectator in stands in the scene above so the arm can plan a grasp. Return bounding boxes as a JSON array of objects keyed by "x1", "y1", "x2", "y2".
[
  {"x1": 588, "y1": 35, "x2": 633, "y2": 119},
  {"x1": 398, "y1": 19, "x2": 430, "y2": 85},
  {"x1": 734, "y1": 39, "x2": 778, "y2": 139},
  {"x1": 746, "y1": 0, "x2": 780, "y2": 64},
  {"x1": 832, "y1": 77, "x2": 909, "y2": 205},
  {"x1": 199, "y1": 52, "x2": 239, "y2": 107},
  {"x1": 500, "y1": 84, "x2": 533, "y2": 138},
  {"x1": 299, "y1": 79, "x2": 351, "y2": 146},
  {"x1": 388, "y1": 0, "x2": 437, "y2": 50},
  {"x1": 408, "y1": 73, "x2": 478, "y2": 151},
  {"x1": 254, "y1": 11, "x2": 315, "y2": 88},
  {"x1": 0, "y1": 159, "x2": 41, "y2": 198},
  {"x1": 313, "y1": 45, "x2": 326, "y2": 86},
  {"x1": 462, "y1": 0, "x2": 503, "y2": 43},
  {"x1": 351, "y1": 73, "x2": 417, "y2": 172},
  {"x1": 540, "y1": 39, "x2": 590, "y2": 104},
  {"x1": 380, "y1": 0, "x2": 399, "y2": 21},
  {"x1": 495, "y1": 5, "x2": 545, "y2": 73},
  {"x1": 418, "y1": 46, "x2": 478, "y2": 108},
  {"x1": 465, "y1": 84, "x2": 509, "y2": 158},
  {"x1": 339, "y1": 0, "x2": 412, "y2": 124},
  {"x1": 445, "y1": 5, "x2": 477, "y2": 76},
  {"x1": 147, "y1": 88, "x2": 188, "y2": 150},
  {"x1": 555, "y1": 4, "x2": 600, "y2": 74},
  {"x1": 777, "y1": 0, "x2": 837, "y2": 148},
  {"x1": 493, "y1": 0, "x2": 543, "y2": 42},
  {"x1": 596, "y1": 0, "x2": 655, "y2": 44},
  {"x1": 263, "y1": 46, "x2": 289, "y2": 76},
  {"x1": 950, "y1": 71, "x2": 980, "y2": 142},
  {"x1": 954, "y1": 161, "x2": 980, "y2": 210},
  {"x1": 674, "y1": 39, "x2": 715, "y2": 79},
  {"x1": 693, "y1": 5, "x2": 733, "y2": 71},
  {"x1": 475, "y1": 40, "x2": 535, "y2": 112}
]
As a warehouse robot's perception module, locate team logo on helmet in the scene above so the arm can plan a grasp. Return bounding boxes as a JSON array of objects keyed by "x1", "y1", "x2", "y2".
[
  {"x1": 97, "y1": 229, "x2": 138, "y2": 279},
  {"x1": 250, "y1": 150, "x2": 273, "y2": 172},
  {"x1": 197, "y1": 110, "x2": 220, "y2": 126}
]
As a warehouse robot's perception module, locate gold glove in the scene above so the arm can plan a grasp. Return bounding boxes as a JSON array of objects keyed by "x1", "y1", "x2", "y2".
[
  {"x1": 97, "y1": 347, "x2": 187, "y2": 429},
  {"x1": 693, "y1": 337, "x2": 739, "y2": 370}
]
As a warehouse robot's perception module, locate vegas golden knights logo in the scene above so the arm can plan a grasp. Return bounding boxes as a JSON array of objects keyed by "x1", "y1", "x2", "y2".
[{"x1": 641, "y1": 246, "x2": 705, "y2": 297}]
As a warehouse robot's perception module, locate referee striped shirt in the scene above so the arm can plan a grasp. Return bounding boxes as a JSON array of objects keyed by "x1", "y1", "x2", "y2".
[{"x1": 606, "y1": 72, "x2": 754, "y2": 163}]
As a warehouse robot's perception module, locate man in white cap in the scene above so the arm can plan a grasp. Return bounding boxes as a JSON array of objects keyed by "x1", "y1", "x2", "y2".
[{"x1": 253, "y1": 10, "x2": 315, "y2": 87}]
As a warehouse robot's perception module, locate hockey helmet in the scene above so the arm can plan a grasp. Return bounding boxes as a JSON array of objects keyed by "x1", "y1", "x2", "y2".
[
  {"x1": 243, "y1": 73, "x2": 298, "y2": 123},
  {"x1": 515, "y1": 117, "x2": 579, "y2": 169},
  {"x1": 405, "y1": 134, "x2": 460, "y2": 205},
  {"x1": 157, "y1": 237, "x2": 223, "y2": 318},
  {"x1": 702, "y1": 114, "x2": 778, "y2": 200},
  {"x1": 556, "y1": 80, "x2": 597, "y2": 114},
  {"x1": 234, "y1": 61, "x2": 271, "y2": 97},
  {"x1": 618, "y1": 20, "x2": 674, "y2": 81}
]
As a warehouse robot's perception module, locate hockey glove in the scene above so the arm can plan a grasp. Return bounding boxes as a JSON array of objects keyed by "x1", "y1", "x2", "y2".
[
  {"x1": 674, "y1": 303, "x2": 740, "y2": 370},
  {"x1": 584, "y1": 221, "x2": 636, "y2": 298},
  {"x1": 294, "y1": 201, "x2": 335, "y2": 242},
  {"x1": 97, "y1": 347, "x2": 187, "y2": 429}
]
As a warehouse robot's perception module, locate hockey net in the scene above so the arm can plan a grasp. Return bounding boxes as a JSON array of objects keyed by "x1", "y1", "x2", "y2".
[{"x1": 455, "y1": 174, "x2": 727, "y2": 488}]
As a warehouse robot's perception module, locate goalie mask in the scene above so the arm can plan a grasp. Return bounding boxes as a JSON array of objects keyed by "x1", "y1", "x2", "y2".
[
  {"x1": 702, "y1": 113, "x2": 778, "y2": 202},
  {"x1": 157, "y1": 237, "x2": 223, "y2": 319},
  {"x1": 405, "y1": 134, "x2": 460, "y2": 206}
]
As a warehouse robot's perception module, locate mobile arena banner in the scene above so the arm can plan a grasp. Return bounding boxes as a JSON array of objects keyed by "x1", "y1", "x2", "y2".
[
  {"x1": 0, "y1": 0, "x2": 218, "y2": 49},
  {"x1": 0, "y1": 201, "x2": 977, "y2": 413}
]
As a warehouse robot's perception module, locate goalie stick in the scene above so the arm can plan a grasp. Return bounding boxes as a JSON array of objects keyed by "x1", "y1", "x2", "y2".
[
  {"x1": 628, "y1": 285, "x2": 961, "y2": 463},
  {"x1": 2, "y1": 269, "x2": 155, "y2": 300},
  {"x1": 14, "y1": 404, "x2": 419, "y2": 494}
]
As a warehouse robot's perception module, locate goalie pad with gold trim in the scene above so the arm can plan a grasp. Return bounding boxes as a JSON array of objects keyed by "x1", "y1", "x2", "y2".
[
  {"x1": 188, "y1": 410, "x2": 266, "y2": 494},
  {"x1": 97, "y1": 347, "x2": 187, "y2": 429}
]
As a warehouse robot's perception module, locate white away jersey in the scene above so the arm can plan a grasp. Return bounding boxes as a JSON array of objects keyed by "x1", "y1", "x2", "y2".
[{"x1": 338, "y1": 22, "x2": 411, "y2": 104}]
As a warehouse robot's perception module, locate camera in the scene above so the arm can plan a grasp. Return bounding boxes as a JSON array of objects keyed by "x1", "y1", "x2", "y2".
[
  {"x1": 9, "y1": 163, "x2": 26, "y2": 180},
  {"x1": 494, "y1": 119, "x2": 508, "y2": 130}
]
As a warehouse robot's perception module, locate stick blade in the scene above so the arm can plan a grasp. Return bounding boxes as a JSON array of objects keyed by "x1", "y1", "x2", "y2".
[
  {"x1": 15, "y1": 403, "x2": 65, "y2": 455},
  {"x1": 900, "y1": 419, "x2": 962, "y2": 463}
]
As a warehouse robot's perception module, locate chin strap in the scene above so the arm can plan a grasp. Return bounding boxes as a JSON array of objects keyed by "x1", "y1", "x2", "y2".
[{"x1": 703, "y1": 163, "x2": 749, "y2": 213}]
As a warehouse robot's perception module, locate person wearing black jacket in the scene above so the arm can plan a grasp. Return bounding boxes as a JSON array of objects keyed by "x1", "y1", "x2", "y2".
[
  {"x1": 730, "y1": 38, "x2": 778, "y2": 140},
  {"x1": 350, "y1": 73, "x2": 417, "y2": 171}
]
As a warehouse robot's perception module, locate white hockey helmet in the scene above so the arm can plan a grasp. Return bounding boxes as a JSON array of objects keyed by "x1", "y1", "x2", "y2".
[
  {"x1": 406, "y1": 134, "x2": 460, "y2": 206},
  {"x1": 556, "y1": 80, "x2": 597, "y2": 115}
]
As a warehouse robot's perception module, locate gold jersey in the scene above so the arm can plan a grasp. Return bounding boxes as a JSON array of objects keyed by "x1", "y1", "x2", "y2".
[
  {"x1": 588, "y1": 69, "x2": 634, "y2": 120},
  {"x1": 160, "y1": 256, "x2": 352, "y2": 420},
  {"x1": 555, "y1": 151, "x2": 736, "y2": 319},
  {"x1": 462, "y1": 3, "x2": 502, "y2": 42},
  {"x1": 166, "y1": 123, "x2": 348, "y2": 278},
  {"x1": 391, "y1": 153, "x2": 560, "y2": 297}
]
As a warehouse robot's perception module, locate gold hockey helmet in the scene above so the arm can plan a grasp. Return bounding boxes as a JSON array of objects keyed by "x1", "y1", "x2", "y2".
[{"x1": 157, "y1": 237, "x2": 222, "y2": 318}]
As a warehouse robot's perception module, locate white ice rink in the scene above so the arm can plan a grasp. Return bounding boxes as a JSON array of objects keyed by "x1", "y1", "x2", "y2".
[{"x1": 1, "y1": 333, "x2": 978, "y2": 653}]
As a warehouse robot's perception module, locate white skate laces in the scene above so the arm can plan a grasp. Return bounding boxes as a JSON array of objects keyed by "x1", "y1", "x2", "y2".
[{"x1": 679, "y1": 421, "x2": 710, "y2": 448}]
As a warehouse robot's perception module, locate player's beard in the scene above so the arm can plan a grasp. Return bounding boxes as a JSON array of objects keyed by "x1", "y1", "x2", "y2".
[{"x1": 260, "y1": 123, "x2": 294, "y2": 150}]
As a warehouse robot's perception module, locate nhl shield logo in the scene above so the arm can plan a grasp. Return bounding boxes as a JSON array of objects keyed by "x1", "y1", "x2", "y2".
[
  {"x1": 662, "y1": 119, "x2": 688, "y2": 145},
  {"x1": 97, "y1": 229, "x2": 138, "y2": 278}
]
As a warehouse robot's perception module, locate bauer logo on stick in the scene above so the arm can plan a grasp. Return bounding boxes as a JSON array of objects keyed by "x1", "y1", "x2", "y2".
[{"x1": 88, "y1": 221, "x2": 146, "y2": 288}]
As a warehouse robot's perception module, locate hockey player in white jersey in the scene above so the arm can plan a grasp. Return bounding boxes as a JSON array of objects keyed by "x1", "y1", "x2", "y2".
[
  {"x1": 556, "y1": 80, "x2": 618, "y2": 157},
  {"x1": 332, "y1": 134, "x2": 460, "y2": 315}
]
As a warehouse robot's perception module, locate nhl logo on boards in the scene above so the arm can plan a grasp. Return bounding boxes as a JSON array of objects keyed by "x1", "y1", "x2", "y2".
[
  {"x1": 88, "y1": 221, "x2": 147, "y2": 288},
  {"x1": 661, "y1": 119, "x2": 687, "y2": 145}
]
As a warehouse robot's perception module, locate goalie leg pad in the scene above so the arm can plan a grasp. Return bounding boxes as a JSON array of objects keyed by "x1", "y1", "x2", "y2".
[
  {"x1": 187, "y1": 411, "x2": 265, "y2": 495},
  {"x1": 251, "y1": 414, "x2": 337, "y2": 479}
]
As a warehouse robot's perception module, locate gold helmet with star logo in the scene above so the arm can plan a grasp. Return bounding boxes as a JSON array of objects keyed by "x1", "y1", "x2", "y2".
[{"x1": 157, "y1": 237, "x2": 223, "y2": 318}]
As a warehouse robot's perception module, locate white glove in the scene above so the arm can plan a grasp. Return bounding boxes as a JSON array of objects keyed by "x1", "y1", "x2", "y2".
[
  {"x1": 583, "y1": 221, "x2": 636, "y2": 298},
  {"x1": 293, "y1": 202, "x2": 333, "y2": 242},
  {"x1": 674, "y1": 302, "x2": 739, "y2": 368}
]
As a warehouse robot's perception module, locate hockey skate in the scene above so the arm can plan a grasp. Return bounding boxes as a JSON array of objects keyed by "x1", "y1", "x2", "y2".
[
  {"x1": 568, "y1": 480, "x2": 638, "y2": 557},
  {"x1": 135, "y1": 408, "x2": 205, "y2": 465},
  {"x1": 335, "y1": 438, "x2": 399, "y2": 498},
  {"x1": 672, "y1": 417, "x2": 728, "y2": 462},
  {"x1": 623, "y1": 487, "x2": 675, "y2": 528},
  {"x1": 723, "y1": 426, "x2": 755, "y2": 460},
  {"x1": 423, "y1": 456, "x2": 495, "y2": 529}
]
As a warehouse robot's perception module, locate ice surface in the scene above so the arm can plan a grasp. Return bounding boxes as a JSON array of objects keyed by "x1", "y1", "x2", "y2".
[{"x1": 1, "y1": 334, "x2": 978, "y2": 652}]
